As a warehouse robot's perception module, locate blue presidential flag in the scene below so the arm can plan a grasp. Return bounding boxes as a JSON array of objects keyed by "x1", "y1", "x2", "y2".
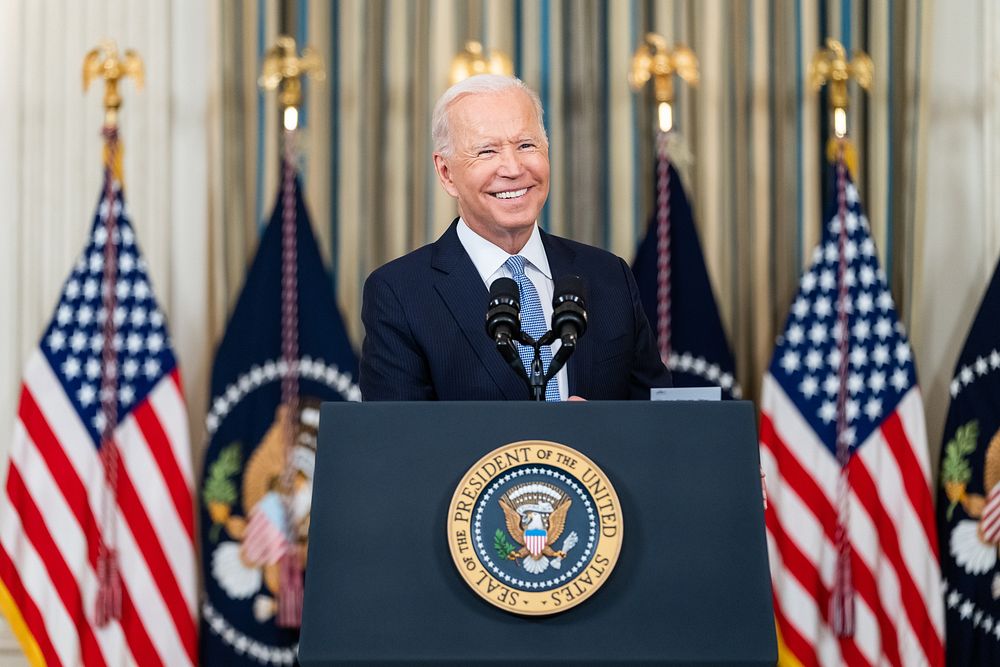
[
  {"x1": 632, "y1": 155, "x2": 739, "y2": 398},
  {"x1": 938, "y1": 257, "x2": 1000, "y2": 665},
  {"x1": 199, "y1": 173, "x2": 359, "y2": 665}
]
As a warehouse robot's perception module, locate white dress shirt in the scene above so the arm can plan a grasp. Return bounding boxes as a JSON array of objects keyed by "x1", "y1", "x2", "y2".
[{"x1": 456, "y1": 219, "x2": 569, "y2": 400}]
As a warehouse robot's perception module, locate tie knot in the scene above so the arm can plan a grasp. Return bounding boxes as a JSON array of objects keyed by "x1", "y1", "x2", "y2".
[{"x1": 505, "y1": 255, "x2": 527, "y2": 277}]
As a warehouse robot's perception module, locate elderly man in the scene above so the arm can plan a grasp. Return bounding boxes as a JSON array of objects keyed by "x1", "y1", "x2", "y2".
[{"x1": 359, "y1": 74, "x2": 671, "y2": 401}]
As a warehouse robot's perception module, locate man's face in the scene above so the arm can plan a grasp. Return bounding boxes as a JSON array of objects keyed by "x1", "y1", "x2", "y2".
[{"x1": 433, "y1": 88, "x2": 550, "y2": 253}]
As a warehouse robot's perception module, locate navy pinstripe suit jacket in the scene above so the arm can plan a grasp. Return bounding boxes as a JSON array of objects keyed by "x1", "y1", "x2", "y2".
[{"x1": 359, "y1": 220, "x2": 672, "y2": 401}]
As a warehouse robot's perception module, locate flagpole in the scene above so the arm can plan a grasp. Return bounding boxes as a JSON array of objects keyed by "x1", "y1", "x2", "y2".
[
  {"x1": 82, "y1": 39, "x2": 144, "y2": 627},
  {"x1": 628, "y1": 33, "x2": 699, "y2": 367},
  {"x1": 808, "y1": 36, "x2": 874, "y2": 639},
  {"x1": 259, "y1": 35, "x2": 325, "y2": 630}
]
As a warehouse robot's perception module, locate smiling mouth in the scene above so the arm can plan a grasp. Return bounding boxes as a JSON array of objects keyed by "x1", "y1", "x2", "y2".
[{"x1": 492, "y1": 188, "x2": 528, "y2": 200}]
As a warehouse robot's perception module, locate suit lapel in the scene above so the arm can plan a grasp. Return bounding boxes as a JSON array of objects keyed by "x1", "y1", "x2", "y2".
[
  {"x1": 540, "y1": 231, "x2": 594, "y2": 398},
  {"x1": 432, "y1": 221, "x2": 527, "y2": 400}
]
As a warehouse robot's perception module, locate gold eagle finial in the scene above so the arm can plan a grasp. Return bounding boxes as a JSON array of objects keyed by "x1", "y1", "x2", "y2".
[
  {"x1": 259, "y1": 36, "x2": 326, "y2": 130},
  {"x1": 628, "y1": 33, "x2": 699, "y2": 133},
  {"x1": 808, "y1": 38, "x2": 873, "y2": 138},
  {"x1": 82, "y1": 39, "x2": 144, "y2": 128}
]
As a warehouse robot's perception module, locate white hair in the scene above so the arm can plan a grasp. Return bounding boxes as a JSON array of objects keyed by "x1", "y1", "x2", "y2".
[{"x1": 431, "y1": 74, "x2": 547, "y2": 156}]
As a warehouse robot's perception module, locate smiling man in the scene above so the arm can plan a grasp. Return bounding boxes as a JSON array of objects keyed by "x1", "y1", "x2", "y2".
[{"x1": 359, "y1": 74, "x2": 671, "y2": 401}]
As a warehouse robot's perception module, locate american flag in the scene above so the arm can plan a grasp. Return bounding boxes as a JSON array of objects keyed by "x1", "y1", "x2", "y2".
[
  {"x1": 760, "y1": 165, "x2": 944, "y2": 666},
  {"x1": 0, "y1": 180, "x2": 197, "y2": 665}
]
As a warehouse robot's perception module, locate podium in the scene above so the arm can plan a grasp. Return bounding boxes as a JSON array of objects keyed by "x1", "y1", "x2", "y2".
[{"x1": 300, "y1": 401, "x2": 776, "y2": 666}]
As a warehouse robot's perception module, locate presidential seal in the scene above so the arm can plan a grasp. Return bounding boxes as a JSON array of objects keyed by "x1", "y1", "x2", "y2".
[{"x1": 448, "y1": 440, "x2": 623, "y2": 615}]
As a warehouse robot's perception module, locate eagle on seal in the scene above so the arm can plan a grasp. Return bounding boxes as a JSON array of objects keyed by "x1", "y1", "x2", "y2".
[{"x1": 499, "y1": 483, "x2": 571, "y2": 574}]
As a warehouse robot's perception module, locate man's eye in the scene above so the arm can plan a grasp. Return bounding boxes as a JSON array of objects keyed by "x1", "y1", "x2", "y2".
[
  {"x1": 520, "y1": 143, "x2": 536, "y2": 149},
  {"x1": 477, "y1": 149, "x2": 496, "y2": 156}
]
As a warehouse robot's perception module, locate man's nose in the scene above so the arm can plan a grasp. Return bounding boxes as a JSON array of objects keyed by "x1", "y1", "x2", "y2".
[{"x1": 496, "y1": 147, "x2": 524, "y2": 177}]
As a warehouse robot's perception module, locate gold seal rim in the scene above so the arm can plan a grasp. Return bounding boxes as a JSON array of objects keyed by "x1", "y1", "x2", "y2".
[{"x1": 447, "y1": 439, "x2": 623, "y2": 616}]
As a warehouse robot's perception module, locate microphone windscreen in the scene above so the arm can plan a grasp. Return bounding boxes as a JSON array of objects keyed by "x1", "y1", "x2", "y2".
[
  {"x1": 553, "y1": 275, "x2": 586, "y2": 307},
  {"x1": 490, "y1": 277, "x2": 520, "y2": 305}
]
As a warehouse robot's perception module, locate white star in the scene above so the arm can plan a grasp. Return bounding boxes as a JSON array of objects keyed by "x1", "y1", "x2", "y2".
[
  {"x1": 93, "y1": 225, "x2": 108, "y2": 246},
  {"x1": 856, "y1": 293, "x2": 874, "y2": 316},
  {"x1": 143, "y1": 358, "x2": 161, "y2": 379},
  {"x1": 814, "y1": 296, "x2": 832, "y2": 319},
  {"x1": 859, "y1": 266, "x2": 876, "y2": 287},
  {"x1": 984, "y1": 616, "x2": 994, "y2": 633},
  {"x1": 819, "y1": 269, "x2": 836, "y2": 292},
  {"x1": 846, "y1": 399, "x2": 860, "y2": 422},
  {"x1": 852, "y1": 320, "x2": 871, "y2": 343},
  {"x1": 793, "y1": 297, "x2": 810, "y2": 319},
  {"x1": 113, "y1": 306, "x2": 127, "y2": 327},
  {"x1": 860, "y1": 238, "x2": 875, "y2": 257},
  {"x1": 800, "y1": 376, "x2": 819, "y2": 398},
  {"x1": 47, "y1": 330, "x2": 66, "y2": 352},
  {"x1": 76, "y1": 305, "x2": 94, "y2": 326},
  {"x1": 872, "y1": 344, "x2": 890, "y2": 366},
  {"x1": 869, "y1": 371, "x2": 886, "y2": 394},
  {"x1": 780, "y1": 351, "x2": 801, "y2": 374},
  {"x1": 679, "y1": 352, "x2": 693, "y2": 370},
  {"x1": 70, "y1": 331, "x2": 87, "y2": 352},
  {"x1": 960, "y1": 366, "x2": 974, "y2": 385},
  {"x1": 844, "y1": 241, "x2": 858, "y2": 263},
  {"x1": 121, "y1": 226, "x2": 134, "y2": 246},
  {"x1": 65, "y1": 279, "x2": 81, "y2": 300},
  {"x1": 801, "y1": 272, "x2": 817, "y2": 293},
  {"x1": 88, "y1": 251, "x2": 103, "y2": 273},
  {"x1": 846, "y1": 184, "x2": 858, "y2": 204},
  {"x1": 692, "y1": 357, "x2": 707, "y2": 375},
  {"x1": 850, "y1": 346, "x2": 868, "y2": 368},
  {"x1": 90, "y1": 333, "x2": 104, "y2": 354},
  {"x1": 83, "y1": 278, "x2": 97, "y2": 301},
  {"x1": 115, "y1": 279, "x2": 131, "y2": 300},
  {"x1": 78, "y1": 383, "x2": 96, "y2": 406},
  {"x1": 786, "y1": 324, "x2": 804, "y2": 346},
  {"x1": 149, "y1": 309, "x2": 164, "y2": 328},
  {"x1": 950, "y1": 379, "x2": 961, "y2": 397},
  {"x1": 974, "y1": 610, "x2": 984, "y2": 627},
  {"x1": 947, "y1": 591, "x2": 960, "y2": 608},
  {"x1": 120, "y1": 385, "x2": 135, "y2": 406},
  {"x1": 992, "y1": 350, "x2": 1000, "y2": 369},
  {"x1": 819, "y1": 401, "x2": 837, "y2": 423},
  {"x1": 127, "y1": 333, "x2": 143, "y2": 354},
  {"x1": 976, "y1": 357, "x2": 988, "y2": 376},
  {"x1": 812, "y1": 246, "x2": 824, "y2": 264},
  {"x1": 959, "y1": 600, "x2": 974, "y2": 620},
  {"x1": 130, "y1": 307, "x2": 147, "y2": 328},
  {"x1": 62, "y1": 357, "x2": 81, "y2": 379},
  {"x1": 56, "y1": 304, "x2": 73, "y2": 326},
  {"x1": 809, "y1": 323, "x2": 828, "y2": 345},
  {"x1": 860, "y1": 214, "x2": 871, "y2": 232},
  {"x1": 93, "y1": 411, "x2": 106, "y2": 433},
  {"x1": 827, "y1": 348, "x2": 842, "y2": 369},
  {"x1": 848, "y1": 373, "x2": 864, "y2": 395},
  {"x1": 874, "y1": 318, "x2": 892, "y2": 340},
  {"x1": 994, "y1": 622, "x2": 1000, "y2": 640},
  {"x1": 823, "y1": 374, "x2": 840, "y2": 396},
  {"x1": 122, "y1": 358, "x2": 139, "y2": 380},
  {"x1": 805, "y1": 350, "x2": 824, "y2": 371},
  {"x1": 864, "y1": 397, "x2": 883, "y2": 421},
  {"x1": 133, "y1": 280, "x2": 150, "y2": 301},
  {"x1": 877, "y1": 291, "x2": 894, "y2": 312},
  {"x1": 719, "y1": 374, "x2": 733, "y2": 390},
  {"x1": 895, "y1": 342, "x2": 912, "y2": 365},
  {"x1": 891, "y1": 368, "x2": 909, "y2": 392},
  {"x1": 824, "y1": 242, "x2": 838, "y2": 263},
  {"x1": 119, "y1": 252, "x2": 135, "y2": 274},
  {"x1": 85, "y1": 358, "x2": 101, "y2": 379}
]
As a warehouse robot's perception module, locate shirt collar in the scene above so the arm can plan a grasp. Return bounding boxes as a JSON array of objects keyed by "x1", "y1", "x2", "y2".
[{"x1": 457, "y1": 218, "x2": 552, "y2": 283}]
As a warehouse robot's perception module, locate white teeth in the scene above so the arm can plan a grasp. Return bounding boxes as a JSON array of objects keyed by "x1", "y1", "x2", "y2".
[{"x1": 494, "y1": 188, "x2": 527, "y2": 200}]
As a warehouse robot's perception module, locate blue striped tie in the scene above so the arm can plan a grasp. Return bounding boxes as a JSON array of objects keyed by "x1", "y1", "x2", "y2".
[{"x1": 505, "y1": 255, "x2": 559, "y2": 401}]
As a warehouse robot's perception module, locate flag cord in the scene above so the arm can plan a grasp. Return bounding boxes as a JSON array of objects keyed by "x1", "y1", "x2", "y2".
[
  {"x1": 830, "y1": 143, "x2": 855, "y2": 637},
  {"x1": 95, "y1": 125, "x2": 123, "y2": 626},
  {"x1": 277, "y1": 128, "x2": 304, "y2": 629},
  {"x1": 655, "y1": 130, "x2": 673, "y2": 365}
]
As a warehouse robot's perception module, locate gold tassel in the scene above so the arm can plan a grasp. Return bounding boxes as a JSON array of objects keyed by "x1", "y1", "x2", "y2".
[{"x1": 826, "y1": 137, "x2": 858, "y2": 181}]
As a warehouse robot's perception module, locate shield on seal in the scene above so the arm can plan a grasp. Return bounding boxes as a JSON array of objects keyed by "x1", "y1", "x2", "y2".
[{"x1": 525, "y1": 528, "x2": 547, "y2": 558}]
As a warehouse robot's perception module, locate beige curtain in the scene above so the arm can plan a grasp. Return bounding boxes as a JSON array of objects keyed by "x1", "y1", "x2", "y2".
[{"x1": 217, "y1": 0, "x2": 927, "y2": 403}]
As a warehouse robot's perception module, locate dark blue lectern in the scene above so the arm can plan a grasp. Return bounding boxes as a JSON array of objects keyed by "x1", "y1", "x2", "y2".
[{"x1": 300, "y1": 401, "x2": 776, "y2": 666}]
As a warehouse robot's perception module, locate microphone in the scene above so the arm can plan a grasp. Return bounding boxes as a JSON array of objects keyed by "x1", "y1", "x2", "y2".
[
  {"x1": 551, "y1": 275, "x2": 588, "y2": 345},
  {"x1": 485, "y1": 277, "x2": 520, "y2": 343}
]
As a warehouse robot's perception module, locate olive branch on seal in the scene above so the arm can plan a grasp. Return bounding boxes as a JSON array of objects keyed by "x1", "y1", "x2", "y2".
[{"x1": 494, "y1": 529, "x2": 516, "y2": 560}]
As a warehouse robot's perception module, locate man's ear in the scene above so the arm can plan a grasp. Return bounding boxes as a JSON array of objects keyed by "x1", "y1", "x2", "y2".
[{"x1": 433, "y1": 153, "x2": 459, "y2": 198}]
